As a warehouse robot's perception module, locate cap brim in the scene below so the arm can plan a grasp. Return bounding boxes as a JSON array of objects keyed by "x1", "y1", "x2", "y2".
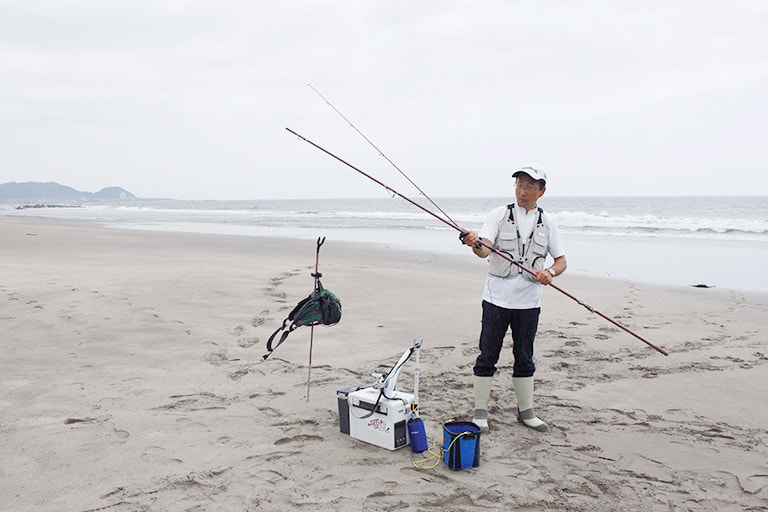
[{"x1": 513, "y1": 170, "x2": 545, "y2": 182}]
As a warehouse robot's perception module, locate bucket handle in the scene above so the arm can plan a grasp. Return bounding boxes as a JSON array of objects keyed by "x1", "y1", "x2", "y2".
[{"x1": 412, "y1": 428, "x2": 477, "y2": 470}]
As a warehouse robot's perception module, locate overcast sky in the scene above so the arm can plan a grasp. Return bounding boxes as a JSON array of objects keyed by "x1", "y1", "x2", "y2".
[{"x1": 1, "y1": 1, "x2": 766, "y2": 200}]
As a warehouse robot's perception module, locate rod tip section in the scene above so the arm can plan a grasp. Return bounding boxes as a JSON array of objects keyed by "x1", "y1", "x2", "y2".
[{"x1": 285, "y1": 127, "x2": 303, "y2": 140}]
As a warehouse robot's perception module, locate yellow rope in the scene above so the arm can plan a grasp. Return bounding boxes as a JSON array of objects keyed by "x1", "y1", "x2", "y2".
[{"x1": 412, "y1": 430, "x2": 476, "y2": 470}]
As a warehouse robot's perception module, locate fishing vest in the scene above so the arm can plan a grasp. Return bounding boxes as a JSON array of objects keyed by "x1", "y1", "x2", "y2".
[{"x1": 488, "y1": 204, "x2": 549, "y2": 281}]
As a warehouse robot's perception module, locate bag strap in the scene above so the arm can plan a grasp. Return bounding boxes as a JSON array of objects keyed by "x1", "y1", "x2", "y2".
[
  {"x1": 263, "y1": 318, "x2": 298, "y2": 360},
  {"x1": 348, "y1": 388, "x2": 383, "y2": 420}
]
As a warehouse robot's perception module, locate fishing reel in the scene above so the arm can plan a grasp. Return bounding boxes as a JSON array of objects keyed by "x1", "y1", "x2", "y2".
[{"x1": 458, "y1": 231, "x2": 483, "y2": 249}]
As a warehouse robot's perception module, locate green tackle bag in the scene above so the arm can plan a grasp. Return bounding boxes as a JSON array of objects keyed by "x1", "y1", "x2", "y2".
[{"x1": 263, "y1": 281, "x2": 342, "y2": 360}]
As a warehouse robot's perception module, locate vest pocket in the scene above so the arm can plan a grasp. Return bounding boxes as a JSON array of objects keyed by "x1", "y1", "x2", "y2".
[
  {"x1": 488, "y1": 249, "x2": 515, "y2": 278},
  {"x1": 521, "y1": 229, "x2": 548, "y2": 282}
]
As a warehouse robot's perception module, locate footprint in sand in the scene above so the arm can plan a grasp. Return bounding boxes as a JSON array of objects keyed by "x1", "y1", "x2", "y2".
[
  {"x1": 254, "y1": 405, "x2": 283, "y2": 418},
  {"x1": 205, "y1": 349, "x2": 233, "y2": 367},
  {"x1": 229, "y1": 316, "x2": 265, "y2": 349},
  {"x1": 154, "y1": 392, "x2": 229, "y2": 411},
  {"x1": 253, "y1": 450, "x2": 302, "y2": 463},
  {"x1": 253, "y1": 468, "x2": 288, "y2": 484},
  {"x1": 140, "y1": 445, "x2": 166, "y2": 461},
  {"x1": 273, "y1": 434, "x2": 323, "y2": 445},
  {"x1": 264, "y1": 269, "x2": 305, "y2": 301},
  {"x1": 252, "y1": 311, "x2": 270, "y2": 327},
  {"x1": 229, "y1": 366, "x2": 254, "y2": 380},
  {"x1": 237, "y1": 337, "x2": 260, "y2": 349},
  {"x1": 421, "y1": 345, "x2": 457, "y2": 364}
]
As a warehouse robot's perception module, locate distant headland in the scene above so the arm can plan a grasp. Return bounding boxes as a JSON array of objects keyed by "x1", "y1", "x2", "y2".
[{"x1": 0, "y1": 182, "x2": 136, "y2": 205}]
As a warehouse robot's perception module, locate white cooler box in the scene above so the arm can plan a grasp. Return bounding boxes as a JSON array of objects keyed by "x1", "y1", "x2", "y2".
[{"x1": 347, "y1": 387, "x2": 414, "y2": 450}]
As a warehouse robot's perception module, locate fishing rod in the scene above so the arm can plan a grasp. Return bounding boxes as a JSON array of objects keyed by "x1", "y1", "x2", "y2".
[
  {"x1": 285, "y1": 127, "x2": 669, "y2": 357},
  {"x1": 307, "y1": 84, "x2": 461, "y2": 231}
]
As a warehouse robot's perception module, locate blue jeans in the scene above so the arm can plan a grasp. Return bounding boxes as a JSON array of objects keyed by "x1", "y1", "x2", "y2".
[{"x1": 473, "y1": 300, "x2": 540, "y2": 378}]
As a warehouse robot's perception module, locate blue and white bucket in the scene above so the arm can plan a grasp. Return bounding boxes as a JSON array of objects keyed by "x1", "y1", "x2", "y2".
[{"x1": 442, "y1": 421, "x2": 481, "y2": 470}]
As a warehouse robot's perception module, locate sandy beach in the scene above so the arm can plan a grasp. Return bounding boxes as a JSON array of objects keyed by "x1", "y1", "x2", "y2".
[{"x1": 1, "y1": 216, "x2": 766, "y2": 512}]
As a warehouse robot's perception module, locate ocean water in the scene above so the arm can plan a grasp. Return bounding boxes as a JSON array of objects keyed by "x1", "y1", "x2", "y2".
[{"x1": 3, "y1": 195, "x2": 767, "y2": 292}]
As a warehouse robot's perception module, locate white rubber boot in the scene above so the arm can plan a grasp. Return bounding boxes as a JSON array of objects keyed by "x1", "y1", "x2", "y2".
[
  {"x1": 513, "y1": 376, "x2": 548, "y2": 432},
  {"x1": 472, "y1": 376, "x2": 493, "y2": 432}
]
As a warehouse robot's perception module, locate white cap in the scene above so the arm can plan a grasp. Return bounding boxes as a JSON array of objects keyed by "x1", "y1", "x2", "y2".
[{"x1": 512, "y1": 164, "x2": 547, "y2": 184}]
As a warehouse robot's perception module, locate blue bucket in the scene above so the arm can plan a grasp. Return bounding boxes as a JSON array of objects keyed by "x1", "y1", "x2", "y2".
[{"x1": 442, "y1": 421, "x2": 481, "y2": 470}]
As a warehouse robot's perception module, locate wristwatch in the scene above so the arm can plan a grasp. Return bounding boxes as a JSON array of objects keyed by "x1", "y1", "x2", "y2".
[{"x1": 547, "y1": 268, "x2": 556, "y2": 277}]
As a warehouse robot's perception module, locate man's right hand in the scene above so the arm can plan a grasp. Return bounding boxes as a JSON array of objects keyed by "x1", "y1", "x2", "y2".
[{"x1": 460, "y1": 230, "x2": 480, "y2": 248}]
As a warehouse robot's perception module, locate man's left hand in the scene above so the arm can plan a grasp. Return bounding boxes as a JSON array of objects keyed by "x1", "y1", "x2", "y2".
[{"x1": 535, "y1": 269, "x2": 553, "y2": 285}]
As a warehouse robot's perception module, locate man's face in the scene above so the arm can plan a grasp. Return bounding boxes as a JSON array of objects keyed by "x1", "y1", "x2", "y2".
[{"x1": 515, "y1": 175, "x2": 546, "y2": 210}]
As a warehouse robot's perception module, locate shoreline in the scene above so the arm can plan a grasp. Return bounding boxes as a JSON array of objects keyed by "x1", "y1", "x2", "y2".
[
  {"x1": 6, "y1": 207, "x2": 767, "y2": 292},
  {"x1": 86, "y1": 221, "x2": 768, "y2": 293},
  {"x1": 2, "y1": 216, "x2": 767, "y2": 511}
]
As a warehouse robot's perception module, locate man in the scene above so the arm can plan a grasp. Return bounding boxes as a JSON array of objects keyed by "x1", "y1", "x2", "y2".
[{"x1": 461, "y1": 164, "x2": 567, "y2": 432}]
